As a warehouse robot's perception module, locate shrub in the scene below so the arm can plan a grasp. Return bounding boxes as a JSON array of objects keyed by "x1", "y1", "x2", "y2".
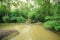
[
  {"x1": 16, "y1": 16, "x2": 26, "y2": 23},
  {"x1": 43, "y1": 20, "x2": 60, "y2": 31},
  {"x1": 2, "y1": 16, "x2": 9, "y2": 22}
]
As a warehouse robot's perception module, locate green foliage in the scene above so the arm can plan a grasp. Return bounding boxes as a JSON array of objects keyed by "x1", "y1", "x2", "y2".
[
  {"x1": 17, "y1": 16, "x2": 26, "y2": 23},
  {"x1": 44, "y1": 13, "x2": 60, "y2": 31},
  {"x1": 43, "y1": 20, "x2": 60, "y2": 31},
  {"x1": 43, "y1": 21, "x2": 56, "y2": 29},
  {"x1": 2, "y1": 16, "x2": 9, "y2": 22},
  {"x1": 43, "y1": 0, "x2": 60, "y2": 31},
  {"x1": 0, "y1": 0, "x2": 60, "y2": 31}
]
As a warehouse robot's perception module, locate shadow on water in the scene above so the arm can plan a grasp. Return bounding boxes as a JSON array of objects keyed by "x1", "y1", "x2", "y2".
[{"x1": 0, "y1": 23, "x2": 60, "y2": 40}]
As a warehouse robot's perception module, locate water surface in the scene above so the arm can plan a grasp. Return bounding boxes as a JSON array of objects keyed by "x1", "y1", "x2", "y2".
[{"x1": 0, "y1": 23, "x2": 60, "y2": 40}]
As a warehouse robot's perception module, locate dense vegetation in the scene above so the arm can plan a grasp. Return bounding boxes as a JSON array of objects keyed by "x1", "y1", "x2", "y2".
[
  {"x1": 0, "y1": 0, "x2": 60, "y2": 31},
  {"x1": 43, "y1": 0, "x2": 60, "y2": 31}
]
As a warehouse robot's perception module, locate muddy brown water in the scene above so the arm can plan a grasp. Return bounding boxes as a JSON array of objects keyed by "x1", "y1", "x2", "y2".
[{"x1": 0, "y1": 23, "x2": 60, "y2": 40}]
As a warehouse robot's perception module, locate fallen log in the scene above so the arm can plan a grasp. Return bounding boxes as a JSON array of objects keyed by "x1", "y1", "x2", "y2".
[{"x1": 0, "y1": 30, "x2": 19, "y2": 40}]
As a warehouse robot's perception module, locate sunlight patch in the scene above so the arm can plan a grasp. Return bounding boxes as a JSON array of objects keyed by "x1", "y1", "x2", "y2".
[
  {"x1": 23, "y1": 25, "x2": 30, "y2": 32},
  {"x1": 50, "y1": 0, "x2": 54, "y2": 3},
  {"x1": 20, "y1": 0, "x2": 27, "y2": 2},
  {"x1": 10, "y1": 5, "x2": 16, "y2": 10},
  {"x1": 14, "y1": 25, "x2": 20, "y2": 31}
]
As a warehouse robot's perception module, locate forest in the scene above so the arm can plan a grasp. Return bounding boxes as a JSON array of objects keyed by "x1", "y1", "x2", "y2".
[
  {"x1": 0, "y1": 0, "x2": 60, "y2": 40},
  {"x1": 0, "y1": 0, "x2": 60, "y2": 31}
]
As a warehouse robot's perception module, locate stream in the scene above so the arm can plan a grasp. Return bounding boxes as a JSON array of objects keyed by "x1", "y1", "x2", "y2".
[{"x1": 0, "y1": 23, "x2": 60, "y2": 40}]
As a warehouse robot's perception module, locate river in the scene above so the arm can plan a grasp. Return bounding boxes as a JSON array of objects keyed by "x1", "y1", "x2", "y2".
[{"x1": 0, "y1": 23, "x2": 60, "y2": 40}]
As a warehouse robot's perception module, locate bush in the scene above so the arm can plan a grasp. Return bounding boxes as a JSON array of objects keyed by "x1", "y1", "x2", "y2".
[
  {"x1": 43, "y1": 20, "x2": 60, "y2": 31},
  {"x1": 16, "y1": 16, "x2": 26, "y2": 23},
  {"x1": 2, "y1": 16, "x2": 9, "y2": 22}
]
